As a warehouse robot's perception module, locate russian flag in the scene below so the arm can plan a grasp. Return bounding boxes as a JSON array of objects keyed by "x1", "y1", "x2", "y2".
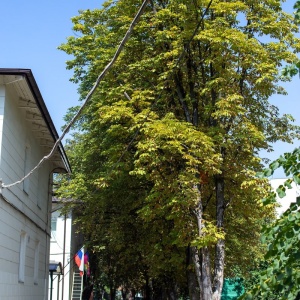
[{"x1": 74, "y1": 247, "x2": 84, "y2": 276}]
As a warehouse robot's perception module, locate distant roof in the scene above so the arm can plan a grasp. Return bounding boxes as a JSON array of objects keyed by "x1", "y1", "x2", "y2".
[{"x1": 0, "y1": 68, "x2": 71, "y2": 173}]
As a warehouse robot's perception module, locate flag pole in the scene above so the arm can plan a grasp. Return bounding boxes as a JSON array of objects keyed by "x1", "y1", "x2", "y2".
[{"x1": 81, "y1": 246, "x2": 84, "y2": 297}]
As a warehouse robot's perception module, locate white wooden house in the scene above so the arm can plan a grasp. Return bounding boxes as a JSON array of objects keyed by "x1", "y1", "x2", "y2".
[
  {"x1": 0, "y1": 69, "x2": 71, "y2": 300},
  {"x1": 270, "y1": 178, "x2": 300, "y2": 216}
]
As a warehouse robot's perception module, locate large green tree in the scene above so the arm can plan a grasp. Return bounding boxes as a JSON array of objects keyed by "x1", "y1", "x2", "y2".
[{"x1": 59, "y1": 1, "x2": 300, "y2": 299}]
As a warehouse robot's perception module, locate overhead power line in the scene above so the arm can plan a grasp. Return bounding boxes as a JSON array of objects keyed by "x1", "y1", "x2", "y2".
[{"x1": 1, "y1": 0, "x2": 150, "y2": 189}]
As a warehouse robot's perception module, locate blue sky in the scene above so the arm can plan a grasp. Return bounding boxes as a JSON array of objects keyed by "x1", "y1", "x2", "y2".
[
  {"x1": 0, "y1": 1, "x2": 299, "y2": 178},
  {"x1": 0, "y1": 0, "x2": 104, "y2": 133}
]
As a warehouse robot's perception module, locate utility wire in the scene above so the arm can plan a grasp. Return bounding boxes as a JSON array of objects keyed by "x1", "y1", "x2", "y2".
[
  {"x1": 1, "y1": 0, "x2": 150, "y2": 189},
  {"x1": 60, "y1": 0, "x2": 214, "y2": 194},
  {"x1": 2, "y1": 0, "x2": 213, "y2": 189}
]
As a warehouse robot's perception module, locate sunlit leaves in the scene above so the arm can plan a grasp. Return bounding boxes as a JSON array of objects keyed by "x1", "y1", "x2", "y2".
[
  {"x1": 57, "y1": 0, "x2": 300, "y2": 297},
  {"x1": 280, "y1": 0, "x2": 300, "y2": 77}
]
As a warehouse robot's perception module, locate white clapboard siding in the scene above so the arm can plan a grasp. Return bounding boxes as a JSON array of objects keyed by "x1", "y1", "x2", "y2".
[
  {"x1": 0, "y1": 80, "x2": 54, "y2": 299},
  {"x1": 0, "y1": 69, "x2": 70, "y2": 300}
]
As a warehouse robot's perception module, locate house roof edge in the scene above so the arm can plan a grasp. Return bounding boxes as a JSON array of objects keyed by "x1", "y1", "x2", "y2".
[{"x1": 0, "y1": 68, "x2": 71, "y2": 173}]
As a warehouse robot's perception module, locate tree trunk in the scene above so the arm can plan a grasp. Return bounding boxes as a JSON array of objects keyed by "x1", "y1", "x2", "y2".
[
  {"x1": 129, "y1": 288, "x2": 136, "y2": 300},
  {"x1": 212, "y1": 239, "x2": 225, "y2": 300},
  {"x1": 121, "y1": 287, "x2": 127, "y2": 300},
  {"x1": 143, "y1": 274, "x2": 152, "y2": 300},
  {"x1": 201, "y1": 247, "x2": 212, "y2": 300},
  {"x1": 167, "y1": 284, "x2": 178, "y2": 300},
  {"x1": 190, "y1": 184, "x2": 205, "y2": 300},
  {"x1": 152, "y1": 281, "x2": 163, "y2": 300},
  {"x1": 187, "y1": 246, "x2": 201, "y2": 300},
  {"x1": 212, "y1": 174, "x2": 226, "y2": 300},
  {"x1": 110, "y1": 287, "x2": 116, "y2": 300}
]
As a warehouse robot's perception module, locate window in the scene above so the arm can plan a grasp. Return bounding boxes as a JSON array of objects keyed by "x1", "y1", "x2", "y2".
[
  {"x1": 51, "y1": 217, "x2": 57, "y2": 242},
  {"x1": 19, "y1": 231, "x2": 27, "y2": 283},
  {"x1": 34, "y1": 241, "x2": 40, "y2": 285}
]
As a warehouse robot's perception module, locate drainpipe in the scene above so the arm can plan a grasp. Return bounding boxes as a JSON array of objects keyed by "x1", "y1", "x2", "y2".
[
  {"x1": 50, "y1": 271, "x2": 53, "y2": 300},
  {"x1": 57, "y1": 274, "x2": 60, "y2": 300}
]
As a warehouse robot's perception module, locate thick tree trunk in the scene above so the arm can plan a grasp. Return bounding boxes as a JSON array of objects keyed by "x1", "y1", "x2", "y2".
[
  {"x1": 190, "y1": 184, "x2": 214, "y2": 300},
  {"x1": 201, "y1": 247, "x2": 212, "y2": 300},
  {"x1": 188, "y1": 246, "x2": 201, "y2": 300},
  {"x1": 191, "y1": 184, "x2": 204, "y2": 300},
  {"x1": 212, "y1": 174, "x2": 226, "y2": 300},
  {"x1": 212, "y1": 239, "x2": 225, "y2": 300},
  {"x1": 143, "y1": 274, "x2": 152, "y2": 300},
  {"x1": 121, "y1": 287, "x2": 127, "y2": 300},
  {"x1": 167, "y1": 283, "x2": 178, "y2": 300},
  {"x1": 110, "y1": 287, "x2": 116, "y2": 300},
  {"x1": 152, "y1": 281, "x2": 164, "y2": 300}
]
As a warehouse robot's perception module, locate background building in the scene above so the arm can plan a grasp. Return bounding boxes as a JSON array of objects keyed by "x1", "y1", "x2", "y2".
[
  {"x1": 49, "y1": 198, "x2": 72, "y2": 300},
  {"x1": 270, "y1": 178, "x2": 300, "y2": 216}
]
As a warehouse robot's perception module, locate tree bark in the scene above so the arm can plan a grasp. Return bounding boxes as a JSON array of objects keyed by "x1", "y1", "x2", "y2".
[
  {"x1": 191, "y1": 184, "x2": 204, "y2": 299},
  {"x1": 121, "y1": 287, "x2": 127, "y2": 300},
  {"x1": 212, "y1": 174, "x2": 226, "y2": 300},
  {"x1": 190, "y1": 183, "x2": 214, "y2": 300},
  {"x1": 167, "y1": 283, "x2": 178, "y2": 300},
  {"x1": 143, "y1": 273, "x2": 152, "y2": 300},
  {"x1": 187, "y1": 246, "x2": 201, "y2": 300},
  {"x1": 212, "y1": 239, "x2": 225, "y2": 300},
  {"x1": 201, "y1": 247, "x2": 212, "y2": 300},
  {"x1": 110, "y1": 287, "x2": 116, "y2": 300},
  {"x1": 174, "y1": 73, "x2": 191, "y2": 123}
]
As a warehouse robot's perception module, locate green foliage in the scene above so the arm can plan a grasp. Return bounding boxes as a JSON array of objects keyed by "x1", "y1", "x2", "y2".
[
  {"x1": 294, "y1": 0, "x2": 300, "y2": 24},
  {"x1": 281, "y1": 1, "x2": 300, "y2": 77},
  {"x1": 57, "y1": 0, "x2": 300, "y2": 297},
  {"x1": 241, "y1": 148, "x2": 300, "y2": 299},
  {"x1": 259, "y1": 148, "x2": 300, "y2": 205}
]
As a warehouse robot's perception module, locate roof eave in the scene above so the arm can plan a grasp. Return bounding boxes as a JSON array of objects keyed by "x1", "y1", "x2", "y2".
[{"x1": 0, "y1": 68, "x2": 71, "y2": 173}]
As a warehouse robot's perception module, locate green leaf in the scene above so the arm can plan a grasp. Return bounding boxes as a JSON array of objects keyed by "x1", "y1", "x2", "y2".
[
  {"x1": 270, "y1": 160, "x2": 280, "y2": 171},
  {"x1": 276, "y1": 185, "x2": 286, "y2": 198},
  {"x1": 264, "y1": 168, "x2": 273, "y2": 177},
  {"x1": 293, "y1": 174, "x2": 300, "y2": 184}
]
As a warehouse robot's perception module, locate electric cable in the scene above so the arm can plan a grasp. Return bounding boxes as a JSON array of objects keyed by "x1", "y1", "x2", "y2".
[
  {"x1": 56, "y1": 0, "x2": 214, "y2": 199},
  {"x1": 2, "y1": 0, "x2": 214, "y2": 193},
  {"x1": 1, "y1": 0, "x2": 150, "y2": 189}
]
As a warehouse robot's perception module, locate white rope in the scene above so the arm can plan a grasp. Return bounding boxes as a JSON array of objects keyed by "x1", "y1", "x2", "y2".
[{"x1": 2, "y1": 0, "x2": 150, "y2": 189}]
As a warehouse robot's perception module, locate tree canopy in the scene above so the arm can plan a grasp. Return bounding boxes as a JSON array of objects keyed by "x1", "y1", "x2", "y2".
[{"x1": 58, "y1": 1, "x2": 300, "y2": 299}]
